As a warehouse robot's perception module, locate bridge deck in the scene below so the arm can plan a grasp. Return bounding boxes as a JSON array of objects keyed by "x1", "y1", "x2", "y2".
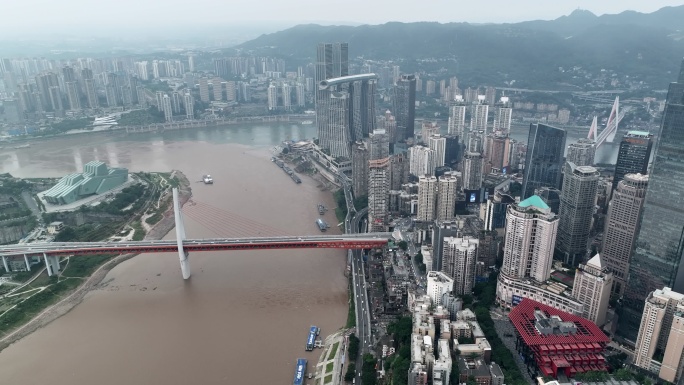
[{"x1": 0, "y1": 234, "x2": 393, "y2": 257}]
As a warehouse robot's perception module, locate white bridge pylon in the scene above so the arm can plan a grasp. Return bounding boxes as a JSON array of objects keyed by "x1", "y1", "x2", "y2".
[{"x1": 173, "y1": 188, "x2": 191, "y2": 279}]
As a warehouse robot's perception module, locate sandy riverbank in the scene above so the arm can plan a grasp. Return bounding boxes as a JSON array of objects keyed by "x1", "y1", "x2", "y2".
[{"x1": 0, "y1": 171, "x2": 192, "y2": 352}]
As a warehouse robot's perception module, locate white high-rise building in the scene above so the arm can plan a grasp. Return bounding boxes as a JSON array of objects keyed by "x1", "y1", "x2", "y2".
[
  {"x1": 152, "y1": 60, "x2": 161, "y2": 79},
  {"x1": 295, "y1": 84, "x2": 305, "y2": 107},
  {"x1": 571, "y1": 254, "x2": 613, "y2": 326},
  {"x1": 135, "y1": 61, "x2": 149, "y2": 80},
  {"x1": 368, "y1": 157, "x2": 390, "y2": 232},
  {"x1": 471, "y1": 96, "x2": 489, "y2": 135},
  {"x1": 409, "y1": 145, "x2": 436, "y2": 177},
  {"x1": 500, "y1": 195, "x2": 558, "y2": 282},
  {"x1": 184, "y1": 93, "x2": 194, "y2": 119},
  {"x1": 634, "y1": 287, "x2": 684, "y2": 384},
  {"x1": 427, "y1": 271, "x2": 454, "y2": 306},
  {"x1": 267, "y1": 83, "x2": 278, "y2": 110},
  {"x1": 448, "y1": 96, "x2": 467, "y2": 136},
  {"x1": 161, "y1": 94, "x2": 173, "y2": 122},
  {"x1": 428, "y1": 134, "x2": 446, "y2": 168},
  {"x1": 494, "y1": 96, "x2": 512, "y2": 132},
  {"x1": 417, "y1": 175, "x2": 437, "y2": 222},
  {"x1": 436, "y1": 172, "x2": 458, "y2": 221},
  {"x1": 442, "y1": 236, "x2": 478, "y2": 295},
  {"x1": 282, "y1": 83, "x2": 291, "y2": 109}
]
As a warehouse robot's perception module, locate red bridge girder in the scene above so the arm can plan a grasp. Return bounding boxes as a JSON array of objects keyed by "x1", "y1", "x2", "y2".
[{"x1": 14, "y1": 240, "x2": 388, "y2": 257}]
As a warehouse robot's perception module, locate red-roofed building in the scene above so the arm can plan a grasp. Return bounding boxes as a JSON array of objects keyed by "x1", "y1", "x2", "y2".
[{"x1": 508, "y1": 298, "x2": 609, "y2": 379}]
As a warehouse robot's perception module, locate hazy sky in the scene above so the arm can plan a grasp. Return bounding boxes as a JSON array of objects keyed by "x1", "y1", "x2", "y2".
[{"x1": 1, "y1": 0, "x2": 683, "y2": 34}]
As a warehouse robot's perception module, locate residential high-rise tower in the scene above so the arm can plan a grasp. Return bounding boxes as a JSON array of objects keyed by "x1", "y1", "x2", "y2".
[{"x1": 602, "y1": 174, "x2": 648, "y2": 296}]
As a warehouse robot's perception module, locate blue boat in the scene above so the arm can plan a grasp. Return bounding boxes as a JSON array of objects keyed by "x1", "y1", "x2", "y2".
[
  {"x1": 306, "y1": 326, "x2": 319, "y2": 351},
  {"x1": 293, "y1": 358, "x2": 307, "y2": 385}
]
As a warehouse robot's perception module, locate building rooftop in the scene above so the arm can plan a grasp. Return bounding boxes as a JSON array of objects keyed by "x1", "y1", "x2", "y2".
[
  {"x1": 509, "y1": 299, "x2": 609, "y2": 347},
  {"x1": 626, "y1": 130, "x2": 651, "y2": 137},
  {"x1": 585, "y1": 254, "x2": 603, "y2": 270},
  {"x1": 518, "y1": 195, "x2": 550, "y2": 211}
]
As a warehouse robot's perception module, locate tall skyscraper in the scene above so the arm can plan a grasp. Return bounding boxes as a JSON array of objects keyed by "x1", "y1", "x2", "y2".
[
  {"x1": 315, "y1": 43, "x2": 348, "y2": 122},
  {"x1": 369, "y1": 129, "x2": 389, "y2": 160},
  {"x1": 428, "y1": 134, "x2": 446, "y2": 168},
  {"x1": 226, "y1": 81, "x2": 237, "y2": 102},
  {"x1": 368, "y1": 157, "x2": 390, "y2": 232},
  {"x1": 184, "y1": 93, "x2": 194, "y2": 119},
  {"x1": 447, "y1": 96, "x2": 467, "y2": 137},
  {"x1": 351, "y1": 142, "x2": 368, "y2": 197},
  {"x1": 634, "y1": 287, "x2": 684, "y2": 384},
  {"x1": 612, "y1": 131, "x2": 653, "y2": 192},
  {"x1": 500, "y1": 196, "x2": 559, "y2": 282},
  {"x1": 555, "y1": 163, "x2": 599, "y2": 266},
  {"x1": 571, "y1": 254, "x2": 613, "y2": 326},
  {"x1": 602, "y1": 174, "x2": 648, "y2": 296},
  {"x1": 462, "y1": 152, "x2": 483, "y2": 190},
  {"x1": 485, "y1": 133, "x2": 510, "y2": 173},
  {"x1": 267, "y1": 83, "x2": 278, "y2": 110},
  {"x1": 212, "y1": 77, "x2": 223, "y2": 101},
  {"x1": 566, "y1": 139, "x2": 596, "y2": 167},
  {"x1": 316, "y1": 43, "x2": 349, "y2": 83},
  {"x1": 409, "y1": 146, "x2": 436, "y2": 177},
  {"x1": 199, "y1": 78, "x2": 210, "y2": 103},
  {"x1": 494, "y1": 96, "x2": 512, "y2": 133},
  {"x1": 521, "y1": 123, "x2": 567, "y2": 199},
  {"x1": 389, "y1": 153, "x2": 409, "y2": 191},
  {"x1": 623, "y1": 60, "x2": 684, "y2": 339},
  {"x1": 317, "y1": 75, "x2": 378, "y2": 158},
  {"x1": 393, "y1": 74, "x2": 416, "y2": 142},
  {"x1": 325, "y1": 90, "x2": 352, "y2": 158},
  {"x1": 160, "y1": 94, "x2": 172, "y2": 122},
  {"x1": 470, "y1": 96, "x2": 489, "y2": 135},
  {"x1": 442, "y1": 236, "x2": 478, "y2": 295},
  {"x1": 65, "y1": 81, "x2": 80, "y2": 111},
  {"x1": 436, "y1": 172, "x2": 458, "y2": 221},
  {"x1": 417, "y1": 175, "x2": 437, "y2": 222},
  {"x1": 281, "y1": 84, "x2": 291, "y2": 110}
]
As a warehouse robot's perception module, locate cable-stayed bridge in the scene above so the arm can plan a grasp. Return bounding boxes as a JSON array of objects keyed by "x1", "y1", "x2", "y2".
[{"x1": 0, "y1": 189, "x2": 391, "y2": 279}]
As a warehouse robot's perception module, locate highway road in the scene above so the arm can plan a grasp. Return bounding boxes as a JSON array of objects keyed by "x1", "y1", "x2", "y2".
[{"x1": 340, "y1": 173, "x2": 373, "y2": 385}]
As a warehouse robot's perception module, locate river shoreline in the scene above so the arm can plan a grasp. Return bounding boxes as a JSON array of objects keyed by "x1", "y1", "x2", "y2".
[{"x1": 0, "y1": 170, "x2": 192, "y2": 352}]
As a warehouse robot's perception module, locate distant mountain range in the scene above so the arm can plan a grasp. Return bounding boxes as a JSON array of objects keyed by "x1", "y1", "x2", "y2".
[{"x1": 237, "y1": 6, "x2": 684, "y2": 89}]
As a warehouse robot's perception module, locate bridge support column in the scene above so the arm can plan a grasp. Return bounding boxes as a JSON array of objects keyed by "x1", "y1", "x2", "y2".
[
  {"x1": 173, "y1": 188, "x2": 190, "y2": 280},
  {"x1": 24, "y1": 254, "x2": 30, "y2": 271},
  {"x1": 2, "y1": 256, "x2": 9, "y2": 273},
  {"x1": 43, "y1": 253, "x2": 60, "y2": 276}
]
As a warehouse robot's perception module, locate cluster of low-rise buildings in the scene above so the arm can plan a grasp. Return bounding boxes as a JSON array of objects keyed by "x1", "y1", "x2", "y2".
[{"x1": 409, "y1": 293, "x2": 504, "y2": 385}]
